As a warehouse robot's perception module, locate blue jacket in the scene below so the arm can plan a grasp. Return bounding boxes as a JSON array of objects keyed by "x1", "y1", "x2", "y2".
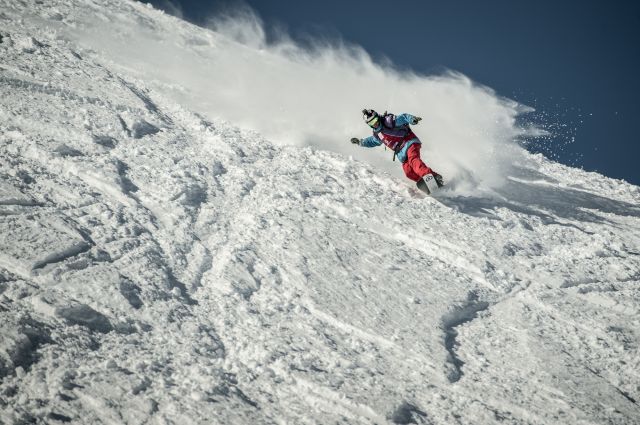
[{"x1": 360, "y1": 113, "x2": 421, "y2": 163}]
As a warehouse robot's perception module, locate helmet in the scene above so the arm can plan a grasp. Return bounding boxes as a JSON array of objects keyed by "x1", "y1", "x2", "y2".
[{"x1": 362, "y1": 109, "x2": 380, "y2": 129}]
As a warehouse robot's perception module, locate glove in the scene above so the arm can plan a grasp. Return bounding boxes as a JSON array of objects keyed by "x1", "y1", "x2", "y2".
[
  {"x1": 412, "y1": 116, "x2": 422, "y2": 125},
  {"x1": 350, "y1": 137, "x2": 361, "y2": 145}
]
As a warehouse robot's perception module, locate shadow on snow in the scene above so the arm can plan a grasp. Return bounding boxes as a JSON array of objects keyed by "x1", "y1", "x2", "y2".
[{"x1": 440, "y1": 167, "x2": 640, "y2": 230}]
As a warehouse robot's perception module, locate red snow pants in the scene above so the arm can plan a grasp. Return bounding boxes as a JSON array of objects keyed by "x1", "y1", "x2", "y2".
[{"x1": 402, "y1": 143, "x2": 434, "y2": 182}]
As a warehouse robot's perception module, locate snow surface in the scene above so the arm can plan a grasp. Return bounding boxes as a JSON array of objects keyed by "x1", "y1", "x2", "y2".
[{"x1": 1, "y1": 1, "x2": 640, "y2": 424}]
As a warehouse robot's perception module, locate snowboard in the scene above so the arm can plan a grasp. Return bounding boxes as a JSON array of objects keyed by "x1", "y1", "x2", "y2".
[{"x1": 416, "y1": 173, "x2": 441, "y2": 195}]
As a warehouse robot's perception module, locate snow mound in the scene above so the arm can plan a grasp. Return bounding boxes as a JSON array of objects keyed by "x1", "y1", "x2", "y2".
[{"x1": 0, "y1": 0, "x2": 639, "y2": 424}]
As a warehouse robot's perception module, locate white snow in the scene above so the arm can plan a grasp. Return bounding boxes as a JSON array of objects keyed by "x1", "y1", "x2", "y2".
[{"x1": 1, "y1": 0, "x2": 639, "y2": 424}]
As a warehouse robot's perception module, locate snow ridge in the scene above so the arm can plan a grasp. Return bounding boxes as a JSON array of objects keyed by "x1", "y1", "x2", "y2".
[{"x1": 441, "y1": 294, "x2": 491, "y2": 383}]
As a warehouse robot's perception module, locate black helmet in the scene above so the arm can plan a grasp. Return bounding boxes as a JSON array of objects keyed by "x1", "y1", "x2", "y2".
[{"x1": 362, "y1": 109, "x2": 380, "y2": 128}]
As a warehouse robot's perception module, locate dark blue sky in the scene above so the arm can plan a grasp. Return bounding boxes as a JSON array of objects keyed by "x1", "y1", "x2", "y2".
[{"x1": 150, "y1": 0, "x2": 640, "y2": 185}]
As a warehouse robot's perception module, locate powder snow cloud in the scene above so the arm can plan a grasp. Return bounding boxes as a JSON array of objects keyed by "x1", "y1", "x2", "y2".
[{"x1": 68, "y1": 2, "x2": 540, "y2": 191}]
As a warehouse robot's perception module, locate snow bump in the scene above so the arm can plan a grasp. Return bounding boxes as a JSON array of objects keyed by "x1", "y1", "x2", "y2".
[{"x1": 0, "y1": 215, "x2": 91, "y2": 277}]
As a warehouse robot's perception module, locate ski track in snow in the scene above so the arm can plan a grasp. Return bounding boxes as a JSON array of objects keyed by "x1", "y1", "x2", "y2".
[{"x1": 1, "y1": 1, "x2": 640, "y2": 424}]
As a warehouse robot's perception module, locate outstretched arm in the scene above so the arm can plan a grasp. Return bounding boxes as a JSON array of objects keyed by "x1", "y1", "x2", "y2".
[
  {"x1": 359, "y1": 135, "x2": 383, "y2": 147},
  {"x1": 350, "y1": 134, "x2": 382, "y2": 147},
  {"x1": 395, "y1": 113, "x2": 422, "y2": 126}
]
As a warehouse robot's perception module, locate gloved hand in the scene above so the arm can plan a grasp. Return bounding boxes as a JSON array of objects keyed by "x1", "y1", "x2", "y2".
[
  {"x1": 412, "y1": 116, "x2": 422, "y2": 125},
  {"x1": 350, "y1": 137, "x2": 361, "y2": 145}
]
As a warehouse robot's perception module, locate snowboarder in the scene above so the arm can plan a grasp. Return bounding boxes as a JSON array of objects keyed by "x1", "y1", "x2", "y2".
[{"x1": 351, "y1": 109, "x2": 444, "y2": 194}]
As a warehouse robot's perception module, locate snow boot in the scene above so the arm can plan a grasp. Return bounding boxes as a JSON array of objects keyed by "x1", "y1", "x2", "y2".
[{"x1": 433, "y1": 172, "x2": 444, "y2": 188}]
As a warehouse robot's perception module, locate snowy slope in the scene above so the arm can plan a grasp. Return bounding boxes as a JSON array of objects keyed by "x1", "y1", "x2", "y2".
[{"x1": 1, "y1": 1, "x2": 640, "y2": 424}]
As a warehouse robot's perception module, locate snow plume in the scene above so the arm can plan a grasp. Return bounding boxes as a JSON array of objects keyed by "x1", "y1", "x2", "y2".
[{"x1": 68, "y1": 1, "x2": 537, "y2": 190}]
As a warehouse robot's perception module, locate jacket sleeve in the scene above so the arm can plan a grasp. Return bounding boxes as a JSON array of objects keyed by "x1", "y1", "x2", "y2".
[
  {"x1": 394, "y1": 113, "x2": 418, "y2": 127},
  {"x1": 360, "y1": 134, "x2": 382, "y2": 148}
]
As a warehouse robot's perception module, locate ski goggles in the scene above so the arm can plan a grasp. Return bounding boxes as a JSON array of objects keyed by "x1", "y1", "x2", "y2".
[{"x1": 366, "y1": 114, "x2": 380, "y2": 128}]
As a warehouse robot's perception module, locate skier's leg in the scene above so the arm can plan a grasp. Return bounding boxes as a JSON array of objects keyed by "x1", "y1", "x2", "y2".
[
  {"x1": 408, "y1": 144, "x2": 444, "y2": 188},
  {"x1": 406, "y1": 144, "x2": 434, "y2": 178},
  {"x1": 402, "y1": 158, "x2": 422, "y2": 182}
]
